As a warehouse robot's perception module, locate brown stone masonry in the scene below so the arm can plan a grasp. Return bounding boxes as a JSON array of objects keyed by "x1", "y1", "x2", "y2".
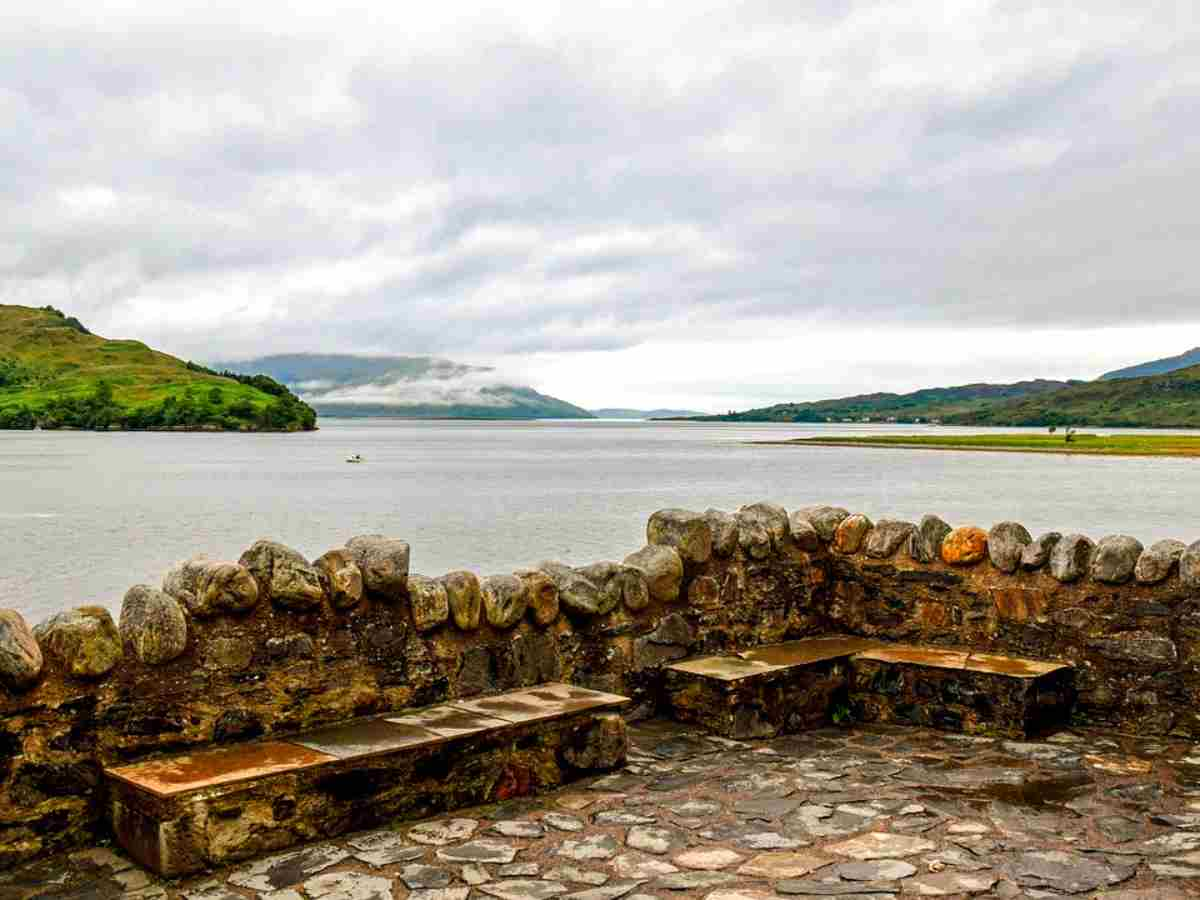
[{"x1": 2, "y1": 504, "x2": 1198, "y2": 869}]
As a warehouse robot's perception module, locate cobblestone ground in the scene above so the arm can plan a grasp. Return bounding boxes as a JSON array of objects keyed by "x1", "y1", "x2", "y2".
[{"x1": 4, "y1": 722, "x2": 1199, "y2": 899}]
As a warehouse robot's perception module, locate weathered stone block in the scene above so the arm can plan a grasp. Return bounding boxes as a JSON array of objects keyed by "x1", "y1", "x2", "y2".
[
  {"x1": 314, "y1": 550, "x2": 363, "y2": 610},
  {"x1": 1050, "y1": 534, "x2": 1094, "y2": 583},
  {"x1": 345, "y1": 535, "x2": 411, "y2": 599},
  {"x1": 481, "y1": 575, "x2": 527, "y2": 629},
  {"x1": 0, "y1": 610, "x2": 42, "y2": 690},
  {"x1": 1135, "y1": 539, "x2": 1187, "y2": 585},
  {"x1": 647, "y1": 509, "x2": 713, "y2": 565},
  {"x1": 33, "y1": 607, "x2": 122, "y2": 679},
  {"x1": 794, "y1": 506, "x2": 849, "y2": 543},
  {"x1": 240, "y1": 541, "x2": 326, "y2": 610},
  {"x1": 621, "y1": 546, "x2": 682, "y2": 605},
  {"x1": 441, "y1": 571, "x2": 483, "y2": 630},
  {"x1": 988, "y1": 522, "x2": 1032, "y2": 574},
  {"x1": 1021, "y1": 532, "x2": 1062, "y2": 571},
  {"x1": 408, "y1": 576, "x2": 450, "y2": 633},
  {"x1": 909, "y1": 515, "x2": 951, "y2": 563},
  {"x1": 704, "y1": 509, "x2": 738, "y2": 557},
  {"x1": 1091, "y1": 535, "x2": 1144, "y2": 585},
  {"x1": 119, "y1": 586, "x2": 188, "y2": 665},
  {"x1": 864, "y1": 520, "x2": 916, "y2": 559},
  {"x1": 516, "y1": 569, "x2": 560, "y2": 625},
  {"x1": 834, "y1": 515, "x2": 873, "y2": 554}
]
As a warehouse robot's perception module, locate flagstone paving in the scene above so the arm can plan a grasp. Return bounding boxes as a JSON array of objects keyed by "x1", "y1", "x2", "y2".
[{"x1": 3, "y1": 721, "x2": 1199, "y2": 899}]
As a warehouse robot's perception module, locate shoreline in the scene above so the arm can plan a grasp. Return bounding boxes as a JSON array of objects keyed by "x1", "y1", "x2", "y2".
[{"x1": 751, "y1": 437, "x2": 1200, "y2": 459}]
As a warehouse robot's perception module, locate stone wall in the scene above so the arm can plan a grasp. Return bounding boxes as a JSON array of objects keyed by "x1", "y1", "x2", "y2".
[{"x1": 2, "y1": 503, "x2": 1198, "y2": 868}]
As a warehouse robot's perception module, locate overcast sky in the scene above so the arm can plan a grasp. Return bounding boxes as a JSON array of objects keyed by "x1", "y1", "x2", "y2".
[{"x1": 3, "y1": 1, "x2": 1198, "y2": 411}]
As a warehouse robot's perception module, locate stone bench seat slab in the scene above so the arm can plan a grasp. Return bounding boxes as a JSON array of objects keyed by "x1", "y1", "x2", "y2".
[
  {"x1": 851, "y1": 644, "x2": 1070, "y2": 679},
  {"x1": 290, "y1": 718, "x2": 446, "y2": 761},
  {"x1": 452, "y1": 683, "x2": 628, "y2": 724},
  {"x1": 104, "y1": 683, "x2": 630, "y2": 877},
  {"x1": 106, "y1": 741, "x2": 336, "y2": 798}
]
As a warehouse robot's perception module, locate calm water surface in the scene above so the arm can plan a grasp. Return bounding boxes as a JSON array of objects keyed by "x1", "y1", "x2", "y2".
[{"x1": 2, "y1": 419, "x2": 1199, "y2": 622}]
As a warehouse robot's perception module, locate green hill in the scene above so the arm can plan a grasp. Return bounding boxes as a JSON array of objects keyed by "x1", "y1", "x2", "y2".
[
  {"x1": 217, "y1": 353, "x2": 595, "y2": 420},
  {"x1": 681, "y1": 380, "x2": 1078, "y2": 424},
  {"x1": 948, "y1": 364, "x2": 1200, "y2": 428},
  {"x1": 0, "y1": 305, "x2": 316, "y2": 431},
  {"x1": 1099, "y1": 347, "x2": 1200, "y2": 381}
]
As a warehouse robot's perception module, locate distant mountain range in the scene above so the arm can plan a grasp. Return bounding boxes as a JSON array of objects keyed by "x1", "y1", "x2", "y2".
[
  {"x1": 214, "y1": 354, "x2": 594, "y2": 420},
  {"x1": 683, "y1": 346, "x2": 1200, "y2": 428},
  {"x1": 1100, "y1": 347, "x2": 1200, "y2": 381},
  {"x1": 590, "y1": 408, "x2": 707, "y2": 419},
  {"x1": 680, "y1": 380, "x2": 1081, "y2": 424}
]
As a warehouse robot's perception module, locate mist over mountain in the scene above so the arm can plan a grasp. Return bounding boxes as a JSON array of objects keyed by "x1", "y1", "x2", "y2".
[
  {"x1": 214, "y1": 354, "x2": 594, "y2": 420},
  {"x1": 590, "y1": 408, "x2": 708, "y2": 419}
]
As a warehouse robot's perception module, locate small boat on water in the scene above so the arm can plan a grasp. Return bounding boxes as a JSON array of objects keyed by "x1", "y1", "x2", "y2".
[{"x1": 345, "y1": 453, "x2": 364, "y2": 463}]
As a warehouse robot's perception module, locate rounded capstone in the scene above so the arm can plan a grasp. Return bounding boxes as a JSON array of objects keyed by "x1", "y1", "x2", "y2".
[
  {"x1": 0, "y1": 609, "x2": 43, "y2": 690},
  {"x1": 988, "y1": 522, "x2": 1033, "y2": 574},
  {"x1": 864, "y1": 519, "x2": 916, "y2": 559},
  {"x1": 314, "y1": 549, "x2": 363, "y2": 610},
  {"x1": 1090, "y1": 535, "x2": 1144, "y2": 585},
  {"x1": 164, "y1": 555, "x2": 259, "y2": 617},
  {"x1": 788, "y1": 514, "x2": 821, "y2": 552},
  {"x1": 647, "y1": 509, "x2": 713, "y2": 565},
  {"x1": 794, "y1": 505, "x2": 850, "y2": 542},
  {"x1": 120, "y1": 585, "x2": 188, "y2": 665},
  {"x1": 941, "y1": 526, "x2": 988, "y2": 566},
  {"x1": 834, "y1": 514, "x2": 873, "y2": 554},
  {"x1": 703, "y1": 509, "x2": 738, "y2": 557},
  {"x1": 1021, "y1": 532, "x2": 1062, "y2": 571},
  {"x1": 34, "y1": 606, "x2": 122, "y2": 678},
  {"x1": 345, "y1": 534, "x2": 411, "y2": 598},
  {"x1": 441, "y1": 571, "x2": 483, "y2": 630},
  {"x1": 1178, "y1": 540, "x2": 1200, "y2": 589},
  {"x1": 909, "y1": 514, "x2": 952, "y2": 563},
  {"x1": 481, "y1": 574, "x2": 528, "y2": 628},
  {"x1": 407, "y1": 575, "x2": 450, "y2": 632},
  {"x1": 738, "y1": 502, "x2": 790, "y2": 550},
  {"x1": 1050, "y1": 534, "x2": 1095, "y2": 583},
  {"x1": 1135, "y1": 539, "x2": 1187, "y2": 585},
  {"x1": 239, "y1": 540, "x2": 326, "y2": 610},
  {"x1": 736, "y1": 512, "x2": 772, "y2": 559},
  {"x1": 515, "y1": 569, "x2": 560, "y2": 625},
  {"x1": 539, "y1": 561, "x2": 610, "y2": 616},
  {"x1": 576, "y1": 562, "x2": 646, "y2": 616},
  {"x1": 622, "y1": 545, "x2": 683, "y2": 604}
]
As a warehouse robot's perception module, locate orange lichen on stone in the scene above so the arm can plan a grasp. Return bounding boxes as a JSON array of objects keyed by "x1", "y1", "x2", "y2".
[{"x1": 942, "y1": 527, "x2": 988, "y2": 565}]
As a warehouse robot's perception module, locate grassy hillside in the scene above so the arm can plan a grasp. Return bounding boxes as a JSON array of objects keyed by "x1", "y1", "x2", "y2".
[
  {"x1": 776, "y1": 433, "x2": 1200, "y2": 457},
  {"x1": 948, "y1": 364, "x2": 1200, "y2": 428},
  {"x1": 1099, "y1": 347, "x2": 1200, "y2": 381},
  {"x1": 0, "y1": 305, "x2": 316, "y2": 431},
  {"x1": 680, "y1": 380, "x2": 1078, "y2": 424}
]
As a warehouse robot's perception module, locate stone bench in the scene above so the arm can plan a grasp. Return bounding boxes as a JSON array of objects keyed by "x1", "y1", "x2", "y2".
[
  {"x1": 663, "y1": 637, "x2": 1073, "y2": 740},
  {"x1": 105, "y1": 683, "x2": 629, "y2": 877},
  {"x1": 663, "y1": 636, "x2": 884, "y2": 738},
  {"x1": 849, "y1": 645, "x2": 1075, "y2": 738}
]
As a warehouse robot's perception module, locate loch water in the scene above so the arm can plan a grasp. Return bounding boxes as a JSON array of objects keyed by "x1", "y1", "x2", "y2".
[{"x1": 2, "y1": 418, "x2": 1199, "y2": 622}]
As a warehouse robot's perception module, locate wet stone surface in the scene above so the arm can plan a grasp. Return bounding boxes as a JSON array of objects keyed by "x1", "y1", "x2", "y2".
[{"x1": 3, "y1": 720, "x2": 1199, "y2": 899}]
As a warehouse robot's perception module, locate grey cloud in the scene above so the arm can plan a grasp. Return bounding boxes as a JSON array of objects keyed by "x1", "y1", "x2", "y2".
[{"x1": 2, "y1": 2, "x2": 1199, "y2": 365}]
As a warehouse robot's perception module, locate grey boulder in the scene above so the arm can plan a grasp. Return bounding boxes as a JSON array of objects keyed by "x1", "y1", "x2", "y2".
[
  {"x1": 0, "y1": 609, "x2": 43, "y2": 690},
  {"x1": 1049, "y1": 534, "x2": 1094, "y2": 583},
  {"x1": 540, "y1": 561, "x2": 612, "y2": 616},
  {"x1": 622, "y1": 546, "x2": 683, "y2": 604},
  {"x1": 313, "y1": 549, "x2": 364, "y2": 609},
  {"x1": 988, "y1": 521, "x2": 1032, "y2": 574},
  {"x1": 703, "y1": 509, "x2": 739, "y2": 557},
  {"x1": 408, "y1": 575, "x2": 450, "y2": 632},
  {"x1": 345, "y1": 534, "x2": 411, "y2": 598},
  {"x1": 1179, "y1": 539, "x2": 1200, "y2": 589},
  {"x1": 864, "y1": 519, "x2": 916, "y2": 559},
  {"x1": 647, "y1": 509, "x2": 713, "y2": 565},
  {"x1": 34, "y1": 606, "x2": 123, "y2": 678},
  {"x1": 1135, "y1": 539, "x2": 1187, "y2": 585},
  {"x1": 119, "y1": 585, "x2": 188, "y2": 665},
  {"x1": 738, "y1": 502, "x2": 790, "y2": 550},
  {"x1": 908, "y1": 514, "x2": 952, "y2": 563},
  {"x1": 1090, "y1": 535, "x2": 1144, "y2": 585},
  {"x1": 240, "y1": 540, "x2": 326, "y2": 610},
  {"x1": 441, "y1": 571, "x2": 483, "y2": 630},
  {"x1": 794, "y1": 505, "x2": 850, "y2": 542},
  {"x1": 1021, "y1": 532, "x2": 1062, "y2": 571},
  {"x1": 481, "y1": 575, "x2": 528, "y2": 629}
]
